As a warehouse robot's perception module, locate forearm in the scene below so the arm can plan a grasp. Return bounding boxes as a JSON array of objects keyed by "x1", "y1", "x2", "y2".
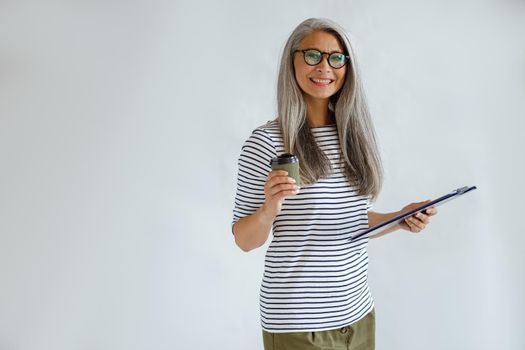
[
  {"x1": 233, "y1": 204, "x2": 274, "y2": 252},
  {"x1": 368, "y1": 210, "x2": 402, "y2": 239}
]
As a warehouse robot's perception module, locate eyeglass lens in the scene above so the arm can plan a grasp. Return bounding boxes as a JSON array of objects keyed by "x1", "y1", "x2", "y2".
[{"x1": 303, "y1": 49, "x2": 347, "y2": 69}]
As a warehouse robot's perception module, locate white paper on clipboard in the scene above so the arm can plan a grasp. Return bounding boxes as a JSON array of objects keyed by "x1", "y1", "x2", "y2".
[{"x1": 349, "y1": 185, "x2": 477, "y2": 241}]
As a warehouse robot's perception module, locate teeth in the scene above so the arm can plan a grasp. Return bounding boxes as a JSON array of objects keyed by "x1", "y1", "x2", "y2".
[{"x1": 311, "y1": 78, "x2": 332, "y2": 84}]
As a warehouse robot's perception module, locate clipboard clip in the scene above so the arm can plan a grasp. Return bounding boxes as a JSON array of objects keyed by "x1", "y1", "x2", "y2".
[
  {"x1": 455, "y1": 186, "x2": 477, "y2": 195},
  {"x1": 455, "y1": 186, "x2": 470, "y2": 194}
]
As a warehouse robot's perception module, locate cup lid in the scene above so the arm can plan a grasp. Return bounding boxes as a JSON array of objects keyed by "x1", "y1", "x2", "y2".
[{"x1": 270, "y1": 153, "x2": 299, "y2": 165}]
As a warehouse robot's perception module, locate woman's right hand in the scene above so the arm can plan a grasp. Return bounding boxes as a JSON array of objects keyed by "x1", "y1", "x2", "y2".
[{"x1": 262, "y1": 170, "x2": 300, "y2": 219}]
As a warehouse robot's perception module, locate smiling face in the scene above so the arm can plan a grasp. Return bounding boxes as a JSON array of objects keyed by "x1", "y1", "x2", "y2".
[{"x1": 293, "y1": 31, "x2": 348, "y2": 104}]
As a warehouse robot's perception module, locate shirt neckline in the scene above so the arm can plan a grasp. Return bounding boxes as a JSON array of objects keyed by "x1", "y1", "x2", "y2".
[{"x1": 310, "y1": 123, "x2": 337, "y2": 130}]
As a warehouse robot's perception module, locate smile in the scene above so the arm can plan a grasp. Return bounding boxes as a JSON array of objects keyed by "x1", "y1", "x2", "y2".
[{"x1": 309, "y1": 78, "x2": 333, "y2": 86}]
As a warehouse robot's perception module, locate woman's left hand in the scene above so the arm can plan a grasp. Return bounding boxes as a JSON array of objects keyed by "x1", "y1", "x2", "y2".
[{"x1": 398, "y1": 200, "x2": 438, "y2": 233}]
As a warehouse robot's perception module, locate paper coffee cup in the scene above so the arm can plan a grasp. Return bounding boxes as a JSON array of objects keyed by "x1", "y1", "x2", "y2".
[{"x1": 270, "y1": 153, "x2": 300, "y2": 186}]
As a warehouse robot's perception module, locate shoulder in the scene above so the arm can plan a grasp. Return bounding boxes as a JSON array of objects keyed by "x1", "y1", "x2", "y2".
[
  {"x1": 243, "y1": 120, "x2": 281, "y2": 150},
  {"x1": 237, "y1": 120, "x2": 281, "y2": 167},
  {"x1": 253, "y1": 119, "x2": 281, "y2": 140}
]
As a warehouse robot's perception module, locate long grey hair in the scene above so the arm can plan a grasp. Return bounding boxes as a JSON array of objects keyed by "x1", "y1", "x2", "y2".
[{"x1": 277, "y1": 18, "x2": 383, "y2": 200}]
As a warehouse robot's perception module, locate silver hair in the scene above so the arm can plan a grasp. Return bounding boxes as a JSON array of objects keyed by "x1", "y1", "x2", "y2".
[{"x1": 276, "y1": 17, "x2": 383, "y2": 200}]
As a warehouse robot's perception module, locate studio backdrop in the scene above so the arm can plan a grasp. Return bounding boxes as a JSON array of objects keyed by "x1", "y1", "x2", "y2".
[{"x1": 1, "y1": 0, "x2": 524, "y2": 349}]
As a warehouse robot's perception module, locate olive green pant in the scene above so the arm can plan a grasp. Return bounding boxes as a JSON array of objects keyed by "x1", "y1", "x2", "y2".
[{"x1": 262, "y1": 309, "x2": 375, "y2": 350}]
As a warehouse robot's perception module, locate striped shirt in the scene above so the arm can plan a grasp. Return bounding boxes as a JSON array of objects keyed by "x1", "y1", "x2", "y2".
[{"x1": 232, "y1": 120, "x2": 374, "y2": 333}]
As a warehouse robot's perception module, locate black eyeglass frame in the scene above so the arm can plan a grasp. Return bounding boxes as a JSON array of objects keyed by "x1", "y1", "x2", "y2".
[{"x1": 294, "y1": 48, "x2": 350, "y2": 69}]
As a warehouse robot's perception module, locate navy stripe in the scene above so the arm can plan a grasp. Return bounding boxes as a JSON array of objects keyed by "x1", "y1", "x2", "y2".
[
  {"x1": 264, "y1": 252, "x2": 367, "y2": 266},
  {"x1": 261, "y1": 275, "x2": 367, "y2": 295},
  {"x1": 266, "y1": 242, "x2": 368, "y2": 254}
]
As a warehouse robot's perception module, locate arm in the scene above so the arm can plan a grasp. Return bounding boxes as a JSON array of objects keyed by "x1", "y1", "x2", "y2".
[
  {"x1": 368, "y1": 210, "x2": 403, "y2": 239},
  {"x1": 233, "y1": 170, "x2": 298, "y2": 252},
  {"x1": 368, "y1": 201, "x2": 438, "y2": 239},
  {"x1": 233, "y1": 204, "x2": 274, "y2": 252}
]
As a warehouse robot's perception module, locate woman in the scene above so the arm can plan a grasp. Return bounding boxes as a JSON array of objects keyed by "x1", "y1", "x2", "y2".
[{"x1": 232, "y1": 18, "x2": 437, "y2": 350}]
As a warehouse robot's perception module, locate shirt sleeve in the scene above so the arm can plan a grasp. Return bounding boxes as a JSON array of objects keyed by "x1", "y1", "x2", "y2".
[
  {"x1": 366, "y1": 195, "x2": 373, "y2": 212},
  {"x1": 232, "y1": 128, "x2": 276, "y2": 230}
]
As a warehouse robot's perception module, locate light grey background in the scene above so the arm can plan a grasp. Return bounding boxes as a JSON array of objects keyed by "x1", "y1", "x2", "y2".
[{"x1": 1, "y1": 0, "x2": 524, "y2": 349}]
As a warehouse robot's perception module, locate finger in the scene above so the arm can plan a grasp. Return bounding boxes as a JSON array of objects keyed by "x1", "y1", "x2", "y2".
[
  {"x1": 414, "y1": 212, "x2": 430, "y2": 224},
  {"x1": 266, "y1": 174, "x2": 296, "y2": 188},
  {"x1": 404, "y1": 218, "x2": 420, "y2": 233},
  {"x1": 268, "y1": 170, "x2": 289, "y2": 178},
  {"x1": 267, "y1": 181, "x2": 297, "y2": 194},
  {"x1": 267, "y1": 170, "x2": 288, "y2": 180},
  {"x1": 425, "y1": 207, "x2": 438, "y2": 215},
  {"x1": 274, "y1": 189, "x2": 300, "y2": 200},
  {"x1": 407, "y1": 216, "x2": 424, "y2": 232},
  {"x1": 267, "y1": 183, "x2": 299, "y2": 197},
  {"x1": 412, "y1": 216, "x2": 426, "y2": 230}
]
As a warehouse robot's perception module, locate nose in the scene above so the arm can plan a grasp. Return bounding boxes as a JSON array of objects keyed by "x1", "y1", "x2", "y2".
[
  {"x1": 316, "y1": 59, "x2": 332, "y2": 72},
  {"x1": 316, "y1": 54, "x2": 332, "y2": 71}
]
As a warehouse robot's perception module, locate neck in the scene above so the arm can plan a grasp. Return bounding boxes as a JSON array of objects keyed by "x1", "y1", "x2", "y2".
[{"x1": 305, "y1": 97, "x2": 334, "y2": 127}]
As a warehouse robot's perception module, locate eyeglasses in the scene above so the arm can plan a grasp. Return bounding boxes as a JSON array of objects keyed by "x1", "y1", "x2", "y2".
[{"x1": 294, "y1": 49, "x2": 349, "y2": 69}]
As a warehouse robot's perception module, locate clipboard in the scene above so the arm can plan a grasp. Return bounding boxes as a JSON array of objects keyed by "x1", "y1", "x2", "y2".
[{"x1": 349, "y1": 185, "x2": 477, "y2": 241}]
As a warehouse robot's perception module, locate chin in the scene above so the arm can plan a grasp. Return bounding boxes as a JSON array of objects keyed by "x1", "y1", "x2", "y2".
[{"x1": 307, "y1": 91, "x2": 336, "y2": 100}]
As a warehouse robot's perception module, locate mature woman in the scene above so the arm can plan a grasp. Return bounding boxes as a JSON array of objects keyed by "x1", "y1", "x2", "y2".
[{"x1": 232, "y1": 18, "x2": 437, "y2": 350}]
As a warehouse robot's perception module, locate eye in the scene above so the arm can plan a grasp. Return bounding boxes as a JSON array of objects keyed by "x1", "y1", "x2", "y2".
[
  {"x1": 304, "y1": 50, "x2": 321, "y2": 62},
  {"x1": 329, "y1": 53, "x2": 346, "y2": 64}
]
